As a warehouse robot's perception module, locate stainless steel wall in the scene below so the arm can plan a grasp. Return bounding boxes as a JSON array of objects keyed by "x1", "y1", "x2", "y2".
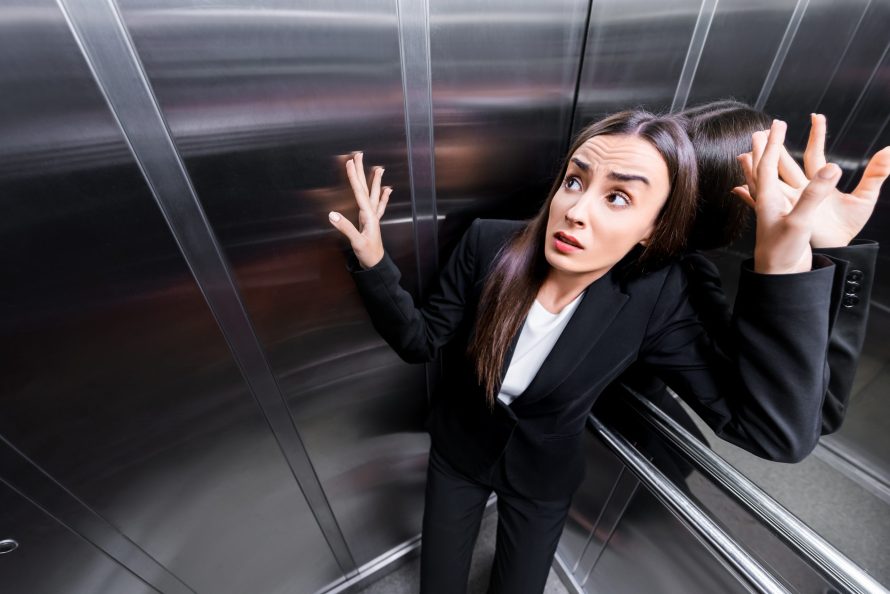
[{"x1": 1, "y1": 0, "x2": 888, "y2": 592}]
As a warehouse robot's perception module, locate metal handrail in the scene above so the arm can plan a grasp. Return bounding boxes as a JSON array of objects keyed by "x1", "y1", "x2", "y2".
[
  {"x1": 624, "y1": 386, "x2": 889, "y2": 594},
  {"x1": 588, "y1": 415, "x2": 791, "y2": 594}
]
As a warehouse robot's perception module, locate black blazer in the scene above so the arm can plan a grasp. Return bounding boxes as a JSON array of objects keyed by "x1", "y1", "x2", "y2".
[{"x1": 350, "y1": 219, "x2": 839, "y2": 500}]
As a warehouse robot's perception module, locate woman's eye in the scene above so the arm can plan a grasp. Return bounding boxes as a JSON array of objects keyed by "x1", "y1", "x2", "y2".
[
  {"x1": 606, "y1": 192, "x2": 631, "y2": 208},
  {"x1": 564, "y1": 176, "x2": 582, "y2": 191}
]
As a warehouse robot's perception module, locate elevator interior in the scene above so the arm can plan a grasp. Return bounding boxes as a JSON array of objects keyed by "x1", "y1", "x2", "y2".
[{"x1": 1, "y1": 1, "x2": 889, "y2": 593}]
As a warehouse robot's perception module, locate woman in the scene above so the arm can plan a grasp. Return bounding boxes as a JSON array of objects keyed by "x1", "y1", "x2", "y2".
[{"x1": 329, "y1": 110, "x2": 842, "y2": 594}]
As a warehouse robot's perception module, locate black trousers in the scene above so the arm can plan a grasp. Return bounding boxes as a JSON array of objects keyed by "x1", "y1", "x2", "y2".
[{"x1": 419, "y1": 445, "x2": 573, "y2": 594}]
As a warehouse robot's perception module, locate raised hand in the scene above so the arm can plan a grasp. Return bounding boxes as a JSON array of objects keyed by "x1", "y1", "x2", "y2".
[
  {"x1": 733, "y1": 113, "x2": 890, "y2": 248},
  {"x1": 738, "y1": 120, "x2": 841, "y2": 274},
  {"x1": 328, "y1": 151, "x2": 392, "y2": 269}
]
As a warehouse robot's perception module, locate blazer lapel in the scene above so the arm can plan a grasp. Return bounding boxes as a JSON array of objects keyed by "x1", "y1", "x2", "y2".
[{"x1": 509, "y1": 270, "x2": 629, "y2": 408}]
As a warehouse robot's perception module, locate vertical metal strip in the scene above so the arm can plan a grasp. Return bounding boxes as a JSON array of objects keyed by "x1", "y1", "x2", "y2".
[
  {"x1": 671, "y1": 0, "x2": 719, "y2": 113},
  {"x1": 396, "y1": 0, "x2": 438, "y2": 297},
  {"x1": 0, "y1": 436, "x2": 193, "y2": 594},
  {"x1": 396, "y1": 0, "x2": 440, "y2": 401},
  {"x1": 755, "y1": 0, "x2": 810, "y2": 110},
  {"x1": 55, "y1": 0, "x2": 357, "y2": 576}
]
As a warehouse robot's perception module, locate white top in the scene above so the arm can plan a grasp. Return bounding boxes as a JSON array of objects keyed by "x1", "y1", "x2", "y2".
[{"x1": 497, "y1": 292, "x2": 585, "y2": 406}]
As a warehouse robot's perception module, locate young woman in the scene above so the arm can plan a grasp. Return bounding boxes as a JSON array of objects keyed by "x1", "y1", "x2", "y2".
[{"x1": 328, "y1": 110, "x2": 847, "y2": 594}]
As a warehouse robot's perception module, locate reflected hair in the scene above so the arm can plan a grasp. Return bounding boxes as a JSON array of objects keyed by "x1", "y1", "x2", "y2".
[
  {"x1": 469, "y1": 110, "x2": 699, "y2": 407},
  {"x1": 681, "y1": 100, "x2": 772, "y2": 249}
]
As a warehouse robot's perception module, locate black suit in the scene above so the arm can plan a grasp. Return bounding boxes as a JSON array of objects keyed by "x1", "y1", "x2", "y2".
[
  {"x1": 349, "y1": 218, "x2": 858, "y2": 593},
  {"x1": 351, "y1": 218, "x2": 842, "y2": 500}
]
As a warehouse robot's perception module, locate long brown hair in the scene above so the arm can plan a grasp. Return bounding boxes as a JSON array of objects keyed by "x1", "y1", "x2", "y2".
[
  {"x1": 682, "y1": 100, "x2": 771, "y2": 249},
  {"x1": 468, "y1": 110, "x2": 699, "y2": 407}
]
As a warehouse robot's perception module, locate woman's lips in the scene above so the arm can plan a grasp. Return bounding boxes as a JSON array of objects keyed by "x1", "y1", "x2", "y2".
[{"x1": 554, "y1": 231, "x2": 583, "y2": 253}]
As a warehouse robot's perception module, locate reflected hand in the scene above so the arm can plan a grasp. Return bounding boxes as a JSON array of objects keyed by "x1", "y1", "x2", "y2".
[
  {"x1": 732, "y1": 114, "x2": 890, "y2": 248},
  {"x1": 738, "y1": 120, "x2": 841, "y2": 274},
  {"x1": 328, "y1": 152, "x2": 392, "y2": 269}
]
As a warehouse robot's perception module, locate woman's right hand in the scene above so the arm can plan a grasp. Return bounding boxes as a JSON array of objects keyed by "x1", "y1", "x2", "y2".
[{"x1": 328, "y1": 151, "x2": 393, "y2": 269}]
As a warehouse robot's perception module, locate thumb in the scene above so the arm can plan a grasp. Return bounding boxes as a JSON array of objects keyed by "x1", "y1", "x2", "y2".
[
  {"x1": 328, "y1": 211, "x2": 363, "y2": 247},
  {"x1": 789, "y1": 163, "x2": 841, "y2": 223},
  {"x1": 851, "y1": 146, "x2": 890, "y2": 200}
]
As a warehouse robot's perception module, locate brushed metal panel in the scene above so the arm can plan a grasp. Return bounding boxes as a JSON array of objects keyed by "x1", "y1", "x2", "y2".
[
  {"x1": 574, "y1": 0, "x2": 701, "y2": 123},
  {"x1": 0, "y1": 481, "x2": 157, "y2": 594},
  {"x1": 585, "y1": 487, "x2": 752, "y2": 594},
  {"x1": 430, "y1": 0, "x2": 588, "y2": 245},
  {"x1": 557, "y1": 432, "x2": 627, "y2": 575},
  {"x1": 763, "y1": 0, "x2": 872, "y2": 146},
  {"x1": 685, "y1": 0, "x2": 799, "y2": 107},
  {"x1": 116, "y1": 0, "x2": 430, "y2": 567},
  {"x1": 0, "y1": 2, "x2": 341, "y2": 593}
]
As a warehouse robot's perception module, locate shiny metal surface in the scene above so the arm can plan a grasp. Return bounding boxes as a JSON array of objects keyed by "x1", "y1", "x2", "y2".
[
  {"x1": 0, "y1": 481, "x2": 158, "y2": 594},
  {"x1": 630, "y1": 389, "x2": 889, "y2": 594},
  {"x1": 60, "y1": 0, "x2": 356, "y2": 576},
  {"x1": 430, "y1": 0, "x2": 588, "y2": 243},
  {"x1": 590, "y1": 416, "x2": 790, "y2": 594},
  {"x1": 762, "y1": 0, "x2": 873, "y2": 142},
  {"x1": 574, "y1": 0, "x2": 701, "y2": 123},
  {"x1": 0, "y1": 1, "x2": 340, "y2": 593},
  {"x1": 685, "y1": 0, "x2": 799, "y2": 106},
  {"x1": 116, "y1": 0, "x2": 430, "y2": 570}
]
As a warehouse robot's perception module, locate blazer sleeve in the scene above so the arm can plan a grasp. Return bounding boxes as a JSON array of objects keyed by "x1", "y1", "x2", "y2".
[
  {"x1": 812, "y1": 240, "x2": 878, "y2": 433},
  {"x1": 682, "y1": 241, "x2": 878, "y2": 436},
  {"x1": 347, "y1": 219, "x2": 482, "y2": 363},
  {"x1": 640, "y1": 256, "x2": 836, "y2": 462}
]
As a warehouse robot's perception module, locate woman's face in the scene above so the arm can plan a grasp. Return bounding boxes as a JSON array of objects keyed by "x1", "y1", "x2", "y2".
[{"x1": 545, "y1": 133, "x2": 671, "y2": 279}]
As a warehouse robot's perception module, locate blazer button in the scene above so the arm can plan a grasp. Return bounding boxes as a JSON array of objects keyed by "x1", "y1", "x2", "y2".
[
  {"x1": 845, "y1": 280, "x2": 861, "y2": 294},
  {"x1": 847, "y1": 269, "x2": 864, "y2": 282},
  {"x1": 842, "y1": 294, "x2": 860, "y2": 308}
]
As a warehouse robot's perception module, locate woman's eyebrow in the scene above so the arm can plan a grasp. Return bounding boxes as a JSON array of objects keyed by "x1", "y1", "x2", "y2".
[
  {"x1": 608, "y1": 171, "x2": 650, "y2": 186},
  {"x1": 570, "y1": 157, "x2": 589, "y2": 171},
  {"x1": 570, "y1": 158, "x2": 650, "y2": 186}
]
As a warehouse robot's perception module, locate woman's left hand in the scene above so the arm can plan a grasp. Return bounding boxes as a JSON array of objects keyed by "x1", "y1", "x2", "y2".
[
  {"x1": 737, "y1": 120, "x2": 842, "y2": 274},
  {"x1": 733, "y1": 114, "x2": 890, "y2": 248}
]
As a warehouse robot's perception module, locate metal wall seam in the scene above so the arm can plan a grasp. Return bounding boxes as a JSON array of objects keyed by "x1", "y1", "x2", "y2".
[
  {"x1": 55, "y1": 0, "x2": 357, "y2": 577},
  {"x1": 671, "y1": 0, "x2": 719, "y2": 112},
  {"x1": 565, "y1": 0, "x2": 596, "y2": 150},
  {"x1": 0, "y1": 436, "x2": 192, "y2": 594},
  {"x1": 755, "y1": 0, "x2": 810, "y2": 111}
]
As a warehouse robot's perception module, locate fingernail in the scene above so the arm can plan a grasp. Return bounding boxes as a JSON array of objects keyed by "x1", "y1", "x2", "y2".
[
  {"x1": 818, "y1": 164, "x2": 839, "y2": 179},
  {"x1": 328, "y1": 211, "x2": 341, "y2": 222}
]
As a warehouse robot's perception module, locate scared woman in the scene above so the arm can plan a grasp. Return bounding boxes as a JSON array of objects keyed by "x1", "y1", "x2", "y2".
[{"x1": 328, "y1": 110, "x2": 860, "y2": 594}]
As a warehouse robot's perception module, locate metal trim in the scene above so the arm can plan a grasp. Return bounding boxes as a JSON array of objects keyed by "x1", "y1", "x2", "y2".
[
  {"x1": 56, "y1": 0, "x2": 357, "y2": 576},
  {"x1": 588, "y1": 415, "x2": 791, "y2": 594},
  {"x1": 0, "y1": 436, "x2": 190, "y2": 594},
  {"x1": 625, "y1": 388, "x2": 889, "y2": 594},
  {"x1": 396, "y1": 0, "x2": 439, "y2": 298},
  {"x1": 755, "y1": 0, "x2": 810, "y2": 111},
  {"x1": 566, "y1": 0, "x2": 596, "y2": 146},
  {"x1": 671, "y1": 0, "x2": 719, "y2": 113}
]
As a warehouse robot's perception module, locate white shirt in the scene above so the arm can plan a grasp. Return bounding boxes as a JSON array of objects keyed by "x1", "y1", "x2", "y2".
[{"x1": 497, "y1": 292, "x2": 585, "y2": 406}]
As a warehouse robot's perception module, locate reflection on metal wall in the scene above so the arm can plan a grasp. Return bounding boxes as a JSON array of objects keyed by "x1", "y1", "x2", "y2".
[
  {"x1": 430, "y1": 0, "x2": 589, "y2": 245},
  {"x1": 1, "y1": 0, "x2": 888, "y2": 591}
]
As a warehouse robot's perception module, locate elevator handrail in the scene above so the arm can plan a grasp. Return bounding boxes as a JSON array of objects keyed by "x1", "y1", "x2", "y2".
[
  {"x1": 620, "y1": 385, "x2": 889, "y2": 594},
  {"x1": 587, "y1": 415, "x2": 791, "y2": 594}
]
